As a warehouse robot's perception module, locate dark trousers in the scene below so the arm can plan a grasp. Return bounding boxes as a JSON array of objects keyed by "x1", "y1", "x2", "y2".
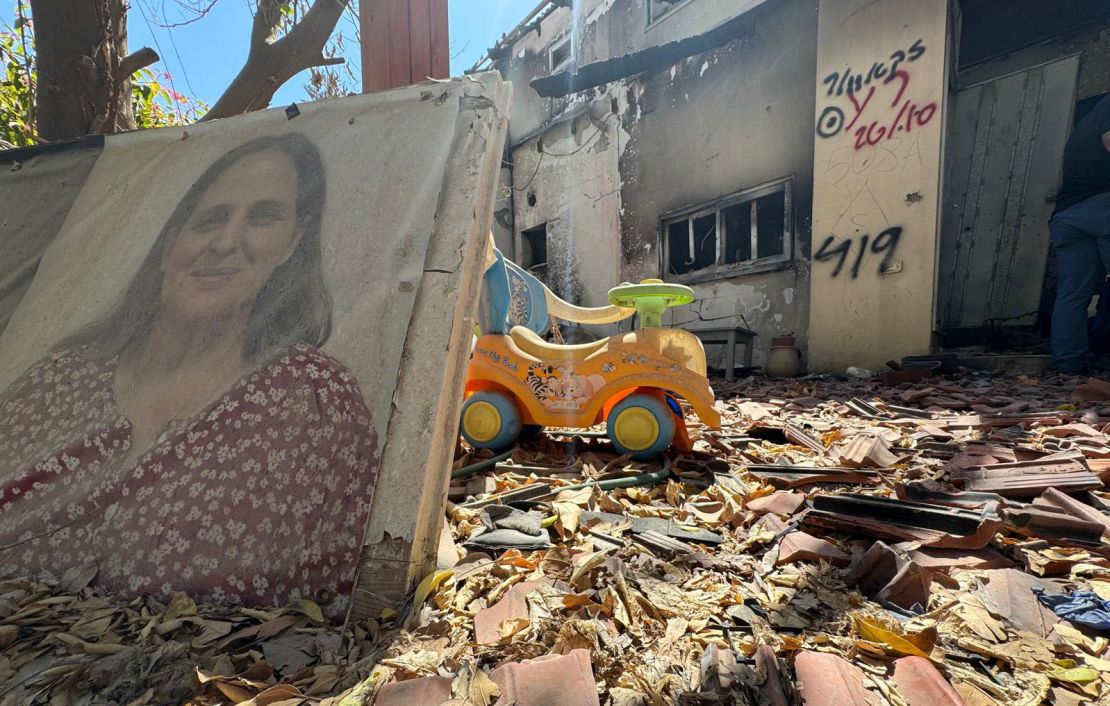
[{"x1": 1051, "y1": 192, "x2": 1110, "y2": 372}]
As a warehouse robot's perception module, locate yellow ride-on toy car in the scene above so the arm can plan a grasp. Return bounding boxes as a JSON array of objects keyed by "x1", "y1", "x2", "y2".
[{"x1": 460, "y1": 242, "x2": 720, "y2": 460}]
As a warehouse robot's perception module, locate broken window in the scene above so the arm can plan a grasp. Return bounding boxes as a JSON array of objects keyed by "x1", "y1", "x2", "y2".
[
  {"x1": 648, "y1": 0, "x2": 691, "y2": 25},
  {"x1": 662, "y1": 179, "x2": 792, "y2": 280},
  {"x1": 549, "y1": 37, "x2": 572, "y2": 72},
  {"x1": 521, "y1": 224, "x2": 548, "y2": 278}
]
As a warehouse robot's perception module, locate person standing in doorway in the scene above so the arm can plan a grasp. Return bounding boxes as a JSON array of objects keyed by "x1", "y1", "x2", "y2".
[{"x1": 1051, "y1": 95, "x2": 1110, "y2": 374}]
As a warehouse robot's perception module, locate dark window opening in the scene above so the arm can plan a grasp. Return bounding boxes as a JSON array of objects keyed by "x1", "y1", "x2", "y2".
[
  {"x1": 550, "y1": 38, "x2": 572, "y2": 71},
  {"x1": 722, "y1": 202, "x2": 752, "y2": 264},
  {"x1": 667, "y1": 221, "x2": 692, "y2": 275},
  {"x1": 661, "y1": 180, "x2": 792, "y2": 279},
  {"x1": 522, "y1": 224, "x2": 547, "y2": 277},
  {"x1": 756, "y1": 190, "x2": 786, "y2": 259}
]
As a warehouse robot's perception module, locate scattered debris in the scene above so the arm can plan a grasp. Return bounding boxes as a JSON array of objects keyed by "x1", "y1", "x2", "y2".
[{"x1": 5, "y1": 369, "x2": 1110, "y2": 704}]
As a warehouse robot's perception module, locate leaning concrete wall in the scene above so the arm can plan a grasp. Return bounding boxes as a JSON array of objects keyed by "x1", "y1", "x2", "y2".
[{"x1": 618, "y1": 0, "x2": 818, "y2": 368}]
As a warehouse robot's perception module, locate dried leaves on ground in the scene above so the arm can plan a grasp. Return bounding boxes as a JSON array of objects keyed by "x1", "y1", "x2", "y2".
[{"x1": 3, "y1": 369, "x2": 1110, "y2": 705}]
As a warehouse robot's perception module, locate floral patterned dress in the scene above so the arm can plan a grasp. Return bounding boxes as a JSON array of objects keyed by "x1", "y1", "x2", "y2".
[{"x1": 0, "y1": 343, "x2": 378, "y2": 618}]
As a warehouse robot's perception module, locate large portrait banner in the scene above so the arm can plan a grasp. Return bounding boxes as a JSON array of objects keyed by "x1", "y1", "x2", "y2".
[{"x1": 0, "y1": 74, "x2": 509, "y2": 619}]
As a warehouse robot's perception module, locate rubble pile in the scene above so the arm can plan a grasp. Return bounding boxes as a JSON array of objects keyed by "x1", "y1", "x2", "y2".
[{"x1": 3, "y1": 370, "x2": 1110, "y2": 705}]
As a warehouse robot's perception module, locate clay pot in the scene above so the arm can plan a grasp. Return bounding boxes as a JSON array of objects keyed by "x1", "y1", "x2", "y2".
[{"x1": 766, "y1": 338, "x2": 801, "y2": 377}]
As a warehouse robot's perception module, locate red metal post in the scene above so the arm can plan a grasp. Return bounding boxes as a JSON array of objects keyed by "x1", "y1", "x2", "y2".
[{"x1": 361, "y1": 0, "x2": 451, "y2": 94}]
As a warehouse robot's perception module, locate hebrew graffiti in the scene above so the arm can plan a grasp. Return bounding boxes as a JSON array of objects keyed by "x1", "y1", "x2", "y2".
[{"x1": 816, "y1": 39, "x2": 937, "y2": 151}]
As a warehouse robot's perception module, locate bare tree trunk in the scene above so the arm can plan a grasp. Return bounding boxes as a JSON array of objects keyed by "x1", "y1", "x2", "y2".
[
  {"x1": 203, "y1": 0, "x2": 348, "y2": 121},
  {"x1": 30, "y1": 0, "x2": 158, "y2": 141}
]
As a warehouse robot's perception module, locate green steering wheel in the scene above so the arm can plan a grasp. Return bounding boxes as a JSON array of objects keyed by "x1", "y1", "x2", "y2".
[{"x1": 607, "y1": 279, "x2": 694, "y2": 329}]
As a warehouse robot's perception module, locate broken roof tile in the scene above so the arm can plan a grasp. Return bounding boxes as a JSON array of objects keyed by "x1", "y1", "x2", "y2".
[
  {"x1": 754, "y1": 644, "x2": 790, "y2": 706},
  {"x1": 890, "y1": 656, "x2": 965, "y2": 706},
  {"x1": 836, "y1": 434, "x2": 908, "y2": 469},
  {"x1": 806, "y1": 494, "x2": 1001, "y2": 550},
  {"x1": 489, "y1": 648, "x2": 601, "y2": 706},
  {"x1": 776, "y1": 531, "x2": 850, "y2": 567},
  {"x1": 977, "y1": 569, "x2": 1062, "y2": 638},
  {"x1": 846, "y1": 542, "x2": 931, "y2": 609},
  {"x1": 905, "y1": 547, "x2": 1012, "y2": 572},
  {"x1": 474, "y1": 580, "x2": 553, "y2": 645},
  {"x1": 746, "y1": 491, "x2": 806, "y2": 516},
  {"x1": 1035, "y1": 488, "x2": 1110, "y2": 539},
  {"x1": 374, "y1": 676, "x2": 454, "y2": 706},
  {"x1": 795, "y1": 651, "x2": 877, "y2": 706}
]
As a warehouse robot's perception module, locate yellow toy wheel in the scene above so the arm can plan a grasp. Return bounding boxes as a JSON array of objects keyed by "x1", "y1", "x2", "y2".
[
  {"x1": 606, "y1": 392, "x2": 675, "y2": 460},
  {"x1": 460, "y1": 391, "x2": 522, "y2": 451}
]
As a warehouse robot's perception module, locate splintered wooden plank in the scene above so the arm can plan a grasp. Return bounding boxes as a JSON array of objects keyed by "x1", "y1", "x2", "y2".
[{"x1": 350, "y1": 75, "x2": 510, "y2": 622}]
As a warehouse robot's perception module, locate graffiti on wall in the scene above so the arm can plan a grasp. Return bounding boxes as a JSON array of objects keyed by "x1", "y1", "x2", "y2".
[
  {"x1": 815, "y1": 39, "x2": 936, "y2": 151},
  {"x1": 813, "y1": 227, "x2": 902, "y2": 279}
]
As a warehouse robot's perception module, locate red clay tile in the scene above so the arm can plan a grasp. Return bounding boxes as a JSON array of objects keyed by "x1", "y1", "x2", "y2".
[
  {"x1": 906, "y1": 547, "x2": 1011, "y2": 573},
  {"x1": 977, "y1": 569, "x2": 1061, "y2": 638},
  {"x1": 1036, "y1": 488, "x2": 1110, "y2": 539},
  {"x1": 776, "y1": 531, "x2": 850, "y2": 567},
  {"x1": 747, "y1": 491, "x2": 806, "y2": 516},
  {"x1": 837, "y1": 435, "x2": 906, "y2": 468},
  {"x1": 795, "y1": 651, "x2": 877, "y2": 706},
  {"x1": 754, "y1": 644, "x2": 789, "y2": 706},
  {"x1": 847, "y1": 542, "x2": 930, "y2": 609},
  {"x1": 490, "y1": 648, "x2": 600, "y2": 706},
  {"x1": 374, "y1": 675, "x2": 453, "y2": 706},
  {"x1": 1073, "y1": 377, "x2": 1110, "y2": 402},
  {"x1": 890, "y1": 656, "x2": 964, "y2": 706},
  {"x1": 474, "y1": 580, "x2": 551, "y2": 645}
]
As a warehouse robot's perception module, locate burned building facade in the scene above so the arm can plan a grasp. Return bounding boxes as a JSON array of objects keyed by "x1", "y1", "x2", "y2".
[{"x1": 479, "y1": 0, "x2": 1110, "y2": 372}]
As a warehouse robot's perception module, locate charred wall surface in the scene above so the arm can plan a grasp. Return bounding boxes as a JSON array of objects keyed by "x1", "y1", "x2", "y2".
[{"x1": 617, "y1": 0, "x2": 818, "y2": 366}]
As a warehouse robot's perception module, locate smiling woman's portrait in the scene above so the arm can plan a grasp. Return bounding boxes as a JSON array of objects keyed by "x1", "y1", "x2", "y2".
[{"x1": 0, "y1": 133, "x2": 378, "y2": 617}]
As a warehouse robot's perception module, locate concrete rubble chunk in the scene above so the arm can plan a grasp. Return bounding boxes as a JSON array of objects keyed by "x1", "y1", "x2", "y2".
[
  {"x1": 374, "y1": 675, "x2": 454, "y2": 706},
  {"x1": 795, "y1": 650, "x2": 877, "y2": 706},
  {"x1": 489, "y1": 648, "x2": 601, "y2": 706},
  {"x1": 890, "y1": 656, "x2": 966, "y2": 706},
  {"x1": 776, "y1": 531, "x2": 850, "y2": 567}
]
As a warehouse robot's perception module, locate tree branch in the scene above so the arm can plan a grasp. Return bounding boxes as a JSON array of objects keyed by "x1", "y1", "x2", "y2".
[
  {"x1": 115, "y1": 47, "x2": 160, "y2": 83},
  {"x1": 203, "y1": 0, "x2": 349, "y2": 121},
  {"x1": 251, "y1": 0, "x2": 284, "y2": 52}
]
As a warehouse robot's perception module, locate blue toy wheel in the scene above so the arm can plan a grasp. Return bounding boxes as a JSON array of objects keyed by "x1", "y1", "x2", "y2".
[
  {"x1": 606, "y1": 391, "x2": 676, "y2": 460},
  {"x1": 460, "y1": 391, "x2": 522, "y2": 451}
]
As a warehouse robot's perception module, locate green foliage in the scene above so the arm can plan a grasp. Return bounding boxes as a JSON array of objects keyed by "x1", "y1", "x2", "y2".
[
  {"x1": 0, "y1": 7, "x2": 35, "y2": 147},
  {"x1": 131, "y1": 67, "x2": 208, "y2": 127},
  {"x1": 0, "y1": 2, "x2": 207, "y2": 148}
]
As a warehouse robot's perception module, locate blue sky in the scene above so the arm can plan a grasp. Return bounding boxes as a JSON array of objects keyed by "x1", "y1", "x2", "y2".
[{"x1": 3, "y1": 0, "x2": 525, "y2": 108}]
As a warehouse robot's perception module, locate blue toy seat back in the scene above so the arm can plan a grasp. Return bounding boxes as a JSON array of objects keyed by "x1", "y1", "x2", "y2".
[{"x1": 478, "y1": 247, "x2": 550, "y2": 336}]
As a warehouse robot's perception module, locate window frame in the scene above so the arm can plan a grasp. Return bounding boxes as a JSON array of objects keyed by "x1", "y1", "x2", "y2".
[
  {"x1": 549, "y1": 35, "x2": 573, "y2": 73},
  {"x1": 660, "y1": 177, "x2": 794, "y2": 284},
  {"x1": 645, "y1": 0, "x2": 695, "y2": 29}
]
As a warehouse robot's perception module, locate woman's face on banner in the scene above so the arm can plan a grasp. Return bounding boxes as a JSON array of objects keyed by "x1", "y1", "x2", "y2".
[{"x1": 161, "y1": 149, "x2": 302, "y2": 325}]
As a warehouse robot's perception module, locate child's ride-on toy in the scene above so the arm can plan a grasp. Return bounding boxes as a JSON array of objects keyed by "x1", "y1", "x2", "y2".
[{"x1": 460, "y1": 242, "x2": 720, "y2": 460}]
